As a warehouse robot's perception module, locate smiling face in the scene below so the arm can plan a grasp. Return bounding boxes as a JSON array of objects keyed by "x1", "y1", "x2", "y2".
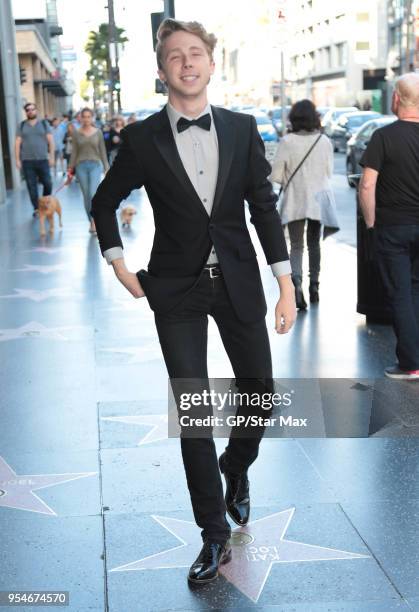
[{"x1": 157, "y1": 30, "x2": 215, "y2": 101}]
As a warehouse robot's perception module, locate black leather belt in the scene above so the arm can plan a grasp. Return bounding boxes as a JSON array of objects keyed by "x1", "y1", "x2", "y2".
[{"x1": 203, "y1": 264, "x2": 222, "y2": 278}]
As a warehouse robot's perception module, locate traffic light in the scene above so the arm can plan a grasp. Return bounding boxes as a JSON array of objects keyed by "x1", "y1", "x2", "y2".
[
  {"x1": 19, "y1": 66, "x2": 27, "y2": 84},
  {"x1": 111, "y1": 66, "x2": 120, "y2": 91},
  {"x1": 151, "y1": 12, "x2": 164, "y2": 51}
]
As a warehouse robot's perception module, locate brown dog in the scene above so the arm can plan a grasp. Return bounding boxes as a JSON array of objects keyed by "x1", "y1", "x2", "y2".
[
  {"x1": 120, "y1": 205, "x2": 137, "y2": 228},
  {"x1": 38, "y1": 195, "x2": 63, "y2": 236}
]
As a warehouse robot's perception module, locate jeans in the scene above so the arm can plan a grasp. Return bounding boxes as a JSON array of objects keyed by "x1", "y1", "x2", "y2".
[
  {"x1": 376, "y1": 224, "x2": 419, "y2": 370},
  {"x1": 22, "y1": 159, "x2": 52, "y2": 209},
  {"x1": 75, "y1": 160, "x2": 103, "y2": 221},
  {"x1": 154, "y1": 271, "x2": 273, "y2": 544},
  {"x1": 287, "y1": 218, "x2": 321, "y2": 282}
]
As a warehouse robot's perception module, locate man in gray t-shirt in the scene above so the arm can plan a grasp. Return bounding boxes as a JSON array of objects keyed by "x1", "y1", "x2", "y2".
[{"x1": 15, "y1": 102, "x2": 55, "y2": 216}]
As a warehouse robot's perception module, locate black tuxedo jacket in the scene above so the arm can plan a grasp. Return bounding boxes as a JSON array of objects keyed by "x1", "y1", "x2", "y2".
[{"x1": 91, "y1": 105, "x2": 289, "y2": 323}]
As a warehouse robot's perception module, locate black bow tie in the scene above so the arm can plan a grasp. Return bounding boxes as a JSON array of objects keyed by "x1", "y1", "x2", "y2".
[{"x1": 177, "y1": 113, "x2": 211, "y2": 133}]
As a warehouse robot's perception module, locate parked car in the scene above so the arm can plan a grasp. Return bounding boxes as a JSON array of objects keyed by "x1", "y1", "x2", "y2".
[
  {"x1": 136, "y1": 108, "x2": 161, "y2": 122},
  {"x1": 268, "y1": 106, "x2": 291, "y2": 135},
  {"x1": 242, "y1": 110, "x2": 279, "y2": 142},
  {"x1": 322, "y1": 106, "x2": 358, "y2": 136},
  {"x1": 331, "y1": 111, "x2": 382, "y2": 153},
  {"x1": 346, "y1": 115, "x2": 396, "y2": 187},
  {"x1": 230, "y1": 104, "x2": 258, "y2": 113}
]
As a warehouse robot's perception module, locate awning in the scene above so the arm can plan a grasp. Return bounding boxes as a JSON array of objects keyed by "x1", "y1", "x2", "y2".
[{"x1": 34, "y1": 79, "x2": 68, "y2": 97}]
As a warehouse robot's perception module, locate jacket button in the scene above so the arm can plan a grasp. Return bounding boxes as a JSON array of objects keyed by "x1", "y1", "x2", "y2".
[{"x1": 209, "y1": 223, "x2": 215, "y2": 229}]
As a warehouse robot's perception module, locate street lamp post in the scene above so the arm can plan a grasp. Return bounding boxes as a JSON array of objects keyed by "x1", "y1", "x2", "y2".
[
  {"x1": 164, "y1": 0, "x2": 175, "y2": 18},
  {"x1": 106, "y1": 0, "x2": 121, "y2": 116}
]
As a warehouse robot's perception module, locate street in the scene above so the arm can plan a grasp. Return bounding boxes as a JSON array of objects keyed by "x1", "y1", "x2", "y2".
[{"x1": 331, "y1": 151, "x2": 357, "y2": 248}]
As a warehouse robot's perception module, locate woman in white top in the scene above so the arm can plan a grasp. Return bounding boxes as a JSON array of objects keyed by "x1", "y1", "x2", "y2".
[{"x1": 271, "y1": 100, "x2": 339, "y2": 309}]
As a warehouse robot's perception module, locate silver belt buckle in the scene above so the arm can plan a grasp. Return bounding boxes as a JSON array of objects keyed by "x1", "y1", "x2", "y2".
[{"x1": 209, "y1": 266, "x2": 219, "y2": 278}]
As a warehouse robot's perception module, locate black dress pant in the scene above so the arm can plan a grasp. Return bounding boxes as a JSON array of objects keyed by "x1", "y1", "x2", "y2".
[
  {"x1": 376, "y1": 224, "x2": 419, "y2": 370},
  {"x1": 154, "y1": 270, "x2": 273, "y2": 544}
]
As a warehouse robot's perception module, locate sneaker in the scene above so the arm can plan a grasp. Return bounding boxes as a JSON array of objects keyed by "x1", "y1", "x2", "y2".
[
  {"x1": 32, "y1": 209, "x2": 39, "y2": 218},
  {"x1": 384, "y1": 365, "x2": 419, "y2": 380}
]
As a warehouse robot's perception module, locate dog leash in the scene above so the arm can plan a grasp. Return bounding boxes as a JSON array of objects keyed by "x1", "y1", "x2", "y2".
[{"x1": 52, "y1": 173, "x2": 73, "y2": 196}]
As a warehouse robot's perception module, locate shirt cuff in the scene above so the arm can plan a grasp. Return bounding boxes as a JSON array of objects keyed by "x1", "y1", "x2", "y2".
[
  {"x1": 270, "y1": 260, "x2": 292, "y2": 277},
  {"x1": 103, "y1": 246, "x2": 124, "y2": 265}
]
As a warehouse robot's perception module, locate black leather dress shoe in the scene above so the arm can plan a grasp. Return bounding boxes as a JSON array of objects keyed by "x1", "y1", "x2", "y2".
[
  {"x1": 219, "y1": 452, "x2": 250, "y2": 526},
  {"x1": 188, "y1": 540, "x2": 232, "y2": 583}
]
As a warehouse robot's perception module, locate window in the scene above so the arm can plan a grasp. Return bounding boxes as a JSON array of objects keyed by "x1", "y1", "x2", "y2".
[
  {"x1": 309, "y1": 51, "x2": 315, "y2": 70},
  {"x1": 325, "y1": 46, "x2": 331, "y2": 69},
  {"x1": 358, "y1": 122, "x2": 375, "y2": 141},
  {"x1": 356, "y1": 41, "x2": 370, "y2": 51},
  {"x1": 336, "y1": 42, "x2": 345, "y2": 66}
]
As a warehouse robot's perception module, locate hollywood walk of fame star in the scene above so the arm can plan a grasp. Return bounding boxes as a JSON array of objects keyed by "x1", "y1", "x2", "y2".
[
  {"x1": 111, "y1": 509, "x2": 369, "y2": 603},
  {"x1": 101, "y1": 414, "x2": 168, "y2": 445},
  {"x1": 0, "y1": 321, "x2": 89, "y2": 342},
  {"x1": 12, "y1": 264, "x2": 67, "y2": 274},
  {"x1": 0, "y1": 456, "x2": 97, "y2": 515},
  {"x1": 0, "y1": 287, "x2": 81, "y2": 302}
]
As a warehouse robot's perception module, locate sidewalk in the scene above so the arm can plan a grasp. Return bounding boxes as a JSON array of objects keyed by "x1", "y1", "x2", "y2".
[{"x1": 0, "y1": 179, "x2": 418, "y2": 611}]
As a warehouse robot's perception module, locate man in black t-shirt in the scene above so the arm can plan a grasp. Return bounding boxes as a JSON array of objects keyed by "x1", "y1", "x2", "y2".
[{"x1": 359, "y1": 72, "x2": 419, "y2": 380}]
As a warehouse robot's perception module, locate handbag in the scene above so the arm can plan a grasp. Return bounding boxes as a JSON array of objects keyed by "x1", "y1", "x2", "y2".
[{"x1": 278, "y1": 133, "x2": 322, "y2": 196}]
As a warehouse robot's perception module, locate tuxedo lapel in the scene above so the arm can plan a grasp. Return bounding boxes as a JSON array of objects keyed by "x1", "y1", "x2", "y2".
[
  {"x1": 152, "y1": 105, "x2": 236, "y2": 220},
  {"x1": 152, "y1": 108, "x2": 208, "y2": 219},
  {"x1": 210, "y1": 105, "x2": 235, "y2": 219}
]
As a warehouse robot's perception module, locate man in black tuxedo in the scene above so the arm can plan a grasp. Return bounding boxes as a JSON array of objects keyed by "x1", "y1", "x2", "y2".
[{"x1": 91, "y1": 18, "x2": 296, "y2": 584}]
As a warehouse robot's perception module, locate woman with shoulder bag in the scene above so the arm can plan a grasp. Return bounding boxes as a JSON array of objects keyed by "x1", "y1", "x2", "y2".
[{"x1": 271, "y1": 100, "x2": 339, "y2": 309}]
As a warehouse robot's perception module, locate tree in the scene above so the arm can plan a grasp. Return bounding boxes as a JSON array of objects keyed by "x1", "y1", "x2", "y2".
[{"x1": 84, "y1": 23, "x2": 128, "y2": 111}]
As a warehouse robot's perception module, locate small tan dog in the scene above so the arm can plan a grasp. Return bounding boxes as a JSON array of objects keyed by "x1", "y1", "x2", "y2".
[
  {"x1": 38, "y1": 195, "x2": 63, "y2": 236},
  {"x1": 120, "y1": 205, "x2": 137, "y2": 228}
]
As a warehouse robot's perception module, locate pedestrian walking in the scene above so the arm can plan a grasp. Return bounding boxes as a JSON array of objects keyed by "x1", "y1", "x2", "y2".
[
  {"x1": 92, "y1": 18, "x2": 296, "y2": 584},
  {"x1": 68, "y1": 107, "x2": 109, "y2": 234},
  {"x1": 360, "y1": 72, "x2": 419, "y2": 380},
  {"x1": 15, "y1": 102, "x2": 55, "y2": 217},
  {"x1": 108, "y1": 115, "x2": 126, "y2": 165},
  {"x1": 51, "y1": 117, "x2": 66, "y2": 177},
  {"x1": 271, "y1": 99, "x2": 339, "y2": 309}
]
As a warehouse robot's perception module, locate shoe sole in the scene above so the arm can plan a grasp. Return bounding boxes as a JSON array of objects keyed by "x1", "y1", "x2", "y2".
[
  {"x1": 385, "y1": 371, "x2": 419, "y2": 380},
  {"x1": 187, "y1": 548, "x2": 232, "y2": 584}
]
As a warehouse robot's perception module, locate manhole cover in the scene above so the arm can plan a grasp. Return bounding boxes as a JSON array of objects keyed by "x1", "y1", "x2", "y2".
[{"x1": 229, "y1": 532, "x2": 254, "y2": 546}]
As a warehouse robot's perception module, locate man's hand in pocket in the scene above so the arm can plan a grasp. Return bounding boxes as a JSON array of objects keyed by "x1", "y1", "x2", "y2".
[{"x1": 112, "y1": 258, "x2": 145, "y2": 298}]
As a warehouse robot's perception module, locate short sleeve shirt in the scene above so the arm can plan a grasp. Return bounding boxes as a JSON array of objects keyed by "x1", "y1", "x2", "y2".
[
  {"x1": 360, "y1": 120, "x2": 419, "y2": 224},
  {"x1": 17, "y1": 120, "x2": 52, "y2": 161}
]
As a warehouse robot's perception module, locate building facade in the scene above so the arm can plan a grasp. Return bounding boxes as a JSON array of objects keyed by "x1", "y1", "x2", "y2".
[
  {"x1": 14, "y1": 0, "x2": 73, "y2": 118},
  {"x1": 0, "y1": 0, "x2": 23, "y2": 201},
  {"x1": 286, "y1": 0, "x2": 388, "y2": 110}
]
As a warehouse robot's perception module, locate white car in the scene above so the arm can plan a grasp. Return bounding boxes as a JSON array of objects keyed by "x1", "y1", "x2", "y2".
[{"x1": 322, "y1": 106, "x2": 358, "y2": 137}]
